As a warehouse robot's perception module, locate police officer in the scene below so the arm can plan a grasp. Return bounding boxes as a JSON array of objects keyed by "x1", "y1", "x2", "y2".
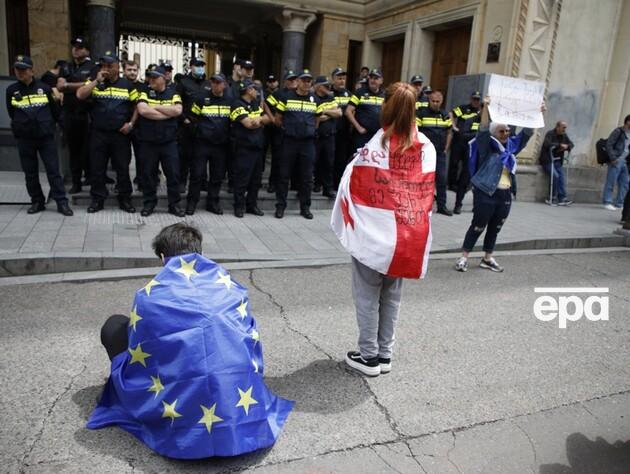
[
  {"x1": 410, "y1": 75, "x2": 429, "y2": 110},
  {"x1": 264, "y1": 70, "x2": 298, "y2": 193},
  {"x1": 346, "y1": 68, "x2": 385, "y2": 153},
  {"x1": 185, "y1": 73, "x2": 231, "y2": 215},
  {"x1": 450, "y1": 91, "x2": 482, "y2": 214},
  {"x1": 176, "y1": 58, "x2": 210, "y2": 194},
  {"x1": 230, "y1": 79, "x2": 271, "y2": 217},
  {"x1": 418, "y1": 90, "x2": 453, "y2": 216},
  {"x1": 5, "y1": 56, "x2": 73, "y2": 216},
  {"x1": 135, "y1": 66, "x2": 184, "y2": 217},
  {"x1": 56, "y1": 36, "x2": 93, "y2": 194},
  {"x1": 122, "y1": 60, "x2": 144, "y2": 189},
  {"x1": 274, "y1": 69, "x2": 321, "y2": 219},
  {"x1": 313, "y1": 75, "x2": 342, "y2": 198},
  {"x1": 76, "y1": 51, "x2": 137, "y2": 213},
  {"x1": 330, "y1": 67, "x2": 351, "y2": 188}
]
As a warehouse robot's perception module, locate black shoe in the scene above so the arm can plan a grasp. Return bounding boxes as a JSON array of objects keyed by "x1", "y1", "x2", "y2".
[
  {"x1": 313, "y1": 184, "x2": 322, "y2": 193},
  {"x1": 234, "y1": 208, "x2": 244, "y2": 218},
  {"x1": 323, "y1": 189, "x2": 337, "y2": 199},
  {"x1": 105, "y1": 175, "x2": 115, "y2": 184},
  {"x1": 267, "y1": 184, "x2": 276, "y2": 194},
  {"x1": 345, "y1": 351, "x2": 380, "y2": 377},
  {"x1": 119, "y1": 199, "x2": 136, "y2": 213},
  {"x1": 275, "y1": 208, "x2": 284, "y2": 219},
  {"x1": 201, "y1": 181, "x2": 208, "y2": 192},
  {"x1": 453, "y1": 204, "x2": 462, "y2": 215},
  {"x1": 206, "y1": 202, "x2": 223, "y2": 215},
  {"x1": 168, "y1": 205, "x2": 185, "y2": 217},
  {"x1": 87, "y1": 200, "x2": 104, "y2": 213},
  {"x1": 436, "y1": 206, "x2": 453, "y2": 216},
  {"x1": 68, "y1": 184, "x2": 82, "y2": 194},
  {"x1": 140, "y1": 206, "x2": 154, "y2": 217},
  {"x1": 246, "y1": 206, "x2": 264, "y2": 216},
  {"x1": 27, "y1": 202, "x2": 46, "y2": 214},
  {"x1": 185, "y1": 201, "x2": 196, "y2": 215},
  {"x1": 300, "y1": 208, "x2": 313, "y2": 219},
  {"x1": 57, "y1": 202, "x2": 74, "y2": 216}
]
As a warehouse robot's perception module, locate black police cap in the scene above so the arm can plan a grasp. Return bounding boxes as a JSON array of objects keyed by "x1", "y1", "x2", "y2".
[
  {"x1": 99, "y1": 51, "x2": 118, "y2": 64},
  {"x1": 331, "y1": 67, "x2": 346, "y2": 77},
  {"x1": 238, "y1": 79, "x2": 256, "y2": 93},
  {"x1": 283, "y1": 70, "x2": 298, "y2": 80},
  {"x1": 71, "y1": 36, "x2": 89, "y2": 49},
  {"x1": 13, "y1": 55, "x2": 33, "y2": 69},
  {"x1": 409, "y1": 75, "x2": 424, "y2": 84}
]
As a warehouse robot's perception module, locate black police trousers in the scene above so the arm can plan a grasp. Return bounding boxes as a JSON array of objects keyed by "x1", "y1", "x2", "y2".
[
  {"x1": 63, "y1": 113, "x2": 90, "y2": 186},
  {"x1": 276, "y1": 136, "x2": 315, "y2": 210},
  {"x1": 140, "y1": 140, "x2": 181, "y2": 207},
  {"x1": 101, "y1": 314, "x2": 128, "y2": 361},
  {"x1": 177, "y1": 123, "x2": 196, "y2": 187},
  {"x1": 187, "y1": 140, "x2": 229, "y2": 205},
  {"x1": 16, "y1": 135, "x2": 68, "y2": 205},
  {"x1": 351, "y1": 130, "x2": 372, "y2": 154},
  {"x1": 334, "y1": 129, "x2": 351, "y2": 188},
  {"x1": 452, "y1": 140, "x2": 472, "y2": 208},
  {"x1": 233, "y1": 144, "x2": 263, "y2": 211},
  {"x1": 435, "y1": 151, "x2": 448, "y2": 209},
  {"x1": 314, "y1": 133, "x2": 336, "y2": 192},
  {"x1": 265, "y1": 126, "x2": 283, "y2": 187},
  {"x1": 89, "y1": 129, "x2": 133, "y2": 202}
]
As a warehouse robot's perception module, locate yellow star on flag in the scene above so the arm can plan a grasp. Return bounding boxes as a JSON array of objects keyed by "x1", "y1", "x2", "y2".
[
  {"x1": 128, "y1": 343, "x2": 151, "y2": 367},
  {"x1": 147, "y1": 375, "x2": 164, "y2": 398},
  {"x1": 236, "y1": 299, "x2": 248, "y2": 319},
  {"x1": 235, "y1": 386, "x2": 258, "y2": 415},
  {"x1": 250, "y1": 329, "x2": 259, "y2": 342},
  {"x1": 143, "y1": 278, "x2": 161, "y2": 296},
  {"x1": 175, "y1": 257, "x2": 199, "y2": 280},
  {"x1": 198, "y1": 403, "x2": 223, "y2": 433},
  {"x1": 216, "y1": 271, "x2": 232, "y2": 290},
  {"x1": 162, "y1": 399, "x2": 182, "y2": 424},
  {"x1": 129, "y1": 306, "x2": 142, "y2": 331}
]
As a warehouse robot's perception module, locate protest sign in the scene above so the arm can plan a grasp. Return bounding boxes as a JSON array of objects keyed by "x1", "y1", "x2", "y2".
[{"x1": 487, "y1": 74, "x2": 545, "y2": 128}]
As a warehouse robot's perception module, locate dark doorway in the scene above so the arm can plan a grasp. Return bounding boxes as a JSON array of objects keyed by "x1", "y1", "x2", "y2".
[
  {"x1": 347, "y1": 40, "x2": 363, "y2": 87},
  {"x1": 430, "y1": 22, "x2": 472, "y2": 100},
  {"x1": 381, "y1": 37, "x2": 404, "y2": 86},
  {"x1": 6, "y1": 0, "x2": 31, "y2": 71}
]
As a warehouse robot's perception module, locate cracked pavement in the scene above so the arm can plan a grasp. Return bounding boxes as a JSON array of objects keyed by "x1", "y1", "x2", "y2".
[{"x1": 1, "y1": 251, "x2": 629, "y2": 473}]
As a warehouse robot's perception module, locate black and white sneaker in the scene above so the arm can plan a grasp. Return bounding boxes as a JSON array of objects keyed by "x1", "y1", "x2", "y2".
[
  {"x1": 345, "y1": 351, "x2": 380, "y2": 377},
  {"x1": 379, "y1": 357, "x2": 392, "y2": 374},
  {"x1": 480, "y1": 257, "x2": 504, "y2": 272},
  {"x1": 455, "y1": 256, "x2": 468, "y2": 272}
]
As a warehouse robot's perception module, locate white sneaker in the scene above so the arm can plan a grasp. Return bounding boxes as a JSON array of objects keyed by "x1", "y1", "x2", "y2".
[
  {"x1": 455, "y1": 256, "x2": 468, "y2": 272},
  {"x1": 604, "y1": 204, "x2": 617, "y2": 211}
]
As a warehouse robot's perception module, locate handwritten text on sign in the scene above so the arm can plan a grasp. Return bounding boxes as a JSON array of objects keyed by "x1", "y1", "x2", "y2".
[{"x1": 488, "y1": 74, "x2": 545, "y2": 128}]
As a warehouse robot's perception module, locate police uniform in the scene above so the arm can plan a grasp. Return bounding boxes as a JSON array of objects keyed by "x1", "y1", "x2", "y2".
[
  {"x1": 450, "y1": 95, "x2": 481, "y2": 211},
  {"x1": 186, "y1": 80, "x2": 231, "y2": 214},
  {"x1": 275, "y1": 71, "x2": 321, "y2": 218},
  {"x1": 313, "y1": 79, "x2": 339, "y2": 197},
  {"x1": 136, "y1": 74, "x2": 183, "y2": 213},
  {"x1": 348, "y1": 74, "x2": 384, "y2": 151},
  {"x1": 6, "y1": 56, "x2": 71, "y2": 215},
  {"x1": 230, "y1": 81, "x2": 266, "y2": 216},
  {"x1": 417, "y1": 106, "x2": 452, "y2": 211},
  {"x1": 82, "y1": 58, "x2": 138, "y2": 211},
  {"x1": 331, "y1": 68, "x2": 352, "y2": 188},
  {"x1": 60, "y1": 38, "x2": 94, "y2": 191},
  {"x1": 176, "y1": 60, "x2": 210, "y2": 190}
]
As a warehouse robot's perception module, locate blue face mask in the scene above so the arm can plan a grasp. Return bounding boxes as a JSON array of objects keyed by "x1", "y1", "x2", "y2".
[{"x1": 193, "y1": 66, "x2": 205, "y2": 77}]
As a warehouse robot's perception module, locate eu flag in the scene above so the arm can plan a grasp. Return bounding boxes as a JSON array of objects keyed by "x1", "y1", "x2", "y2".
[{"x1": 87, "y1": 253, "x2": 294, "y2": 459}]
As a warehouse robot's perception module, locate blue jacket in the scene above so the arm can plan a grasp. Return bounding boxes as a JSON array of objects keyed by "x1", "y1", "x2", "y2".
[{"x1": 469, "y1": 125, "x2": 533, "y2": 196}]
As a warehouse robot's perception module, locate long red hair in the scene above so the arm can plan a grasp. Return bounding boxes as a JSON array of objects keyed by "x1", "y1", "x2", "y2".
[{"x1": 380, "y1": 82, "x2": 418, "y2": 152}]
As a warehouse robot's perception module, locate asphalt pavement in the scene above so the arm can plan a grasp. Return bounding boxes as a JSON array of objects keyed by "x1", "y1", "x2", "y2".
[{"x1": 1, "y1": 250, "x2": 629, "y2": 473}]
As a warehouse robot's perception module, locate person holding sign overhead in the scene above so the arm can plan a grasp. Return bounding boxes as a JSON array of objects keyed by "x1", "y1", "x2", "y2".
[{"x1": 454, "y1": 96, "x2": 544, "y2": 273}]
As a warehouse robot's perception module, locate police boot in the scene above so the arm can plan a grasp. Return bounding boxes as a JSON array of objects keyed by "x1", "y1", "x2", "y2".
[
  {"x1": 234, "y1": 207, "x2": 244, "y2": 218},
  {"x1": 168, "y1": 205, "x2": 185, "y2": 218},
  {"x1": 185, "y1": 201, "x2": 196, "y2": 215},
  {"x1": 27, "y1": 202, "x2": 46, "y2": 214},
  {"x1": 246, "y1": 206, "x2": 264, "y2": 216},
  {"x1": 119, "y1": 198, "x2": 136, "y2": 213},
  {"x1": 87, "y1": 200, "x2": 104, "y2": 213},
  {"x1": 57, "y1": 202, "x2": 74, "y2": 216},
  {"x1": 206, "y1": 202, "x2": 223, "y2": 215},
  {"x1": 68, "y1": 183, "x2": 82, "y2": 194},
  {"x1": 300, "y1": 207, "x2": 313, "y2": 220}
]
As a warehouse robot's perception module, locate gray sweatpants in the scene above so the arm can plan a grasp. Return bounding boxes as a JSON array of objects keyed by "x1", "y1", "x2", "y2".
[{"x1": 351, "y1": 257, "x2": 404, "y2": 360}]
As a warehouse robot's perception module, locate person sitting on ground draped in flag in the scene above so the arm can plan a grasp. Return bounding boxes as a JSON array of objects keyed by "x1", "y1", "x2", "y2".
[
  {"x1": 331, "y1": 82, "x2": 436, "y2": 377},
  {"x1": 88, "y1": 223, "x2": 294, "y2": 459}
]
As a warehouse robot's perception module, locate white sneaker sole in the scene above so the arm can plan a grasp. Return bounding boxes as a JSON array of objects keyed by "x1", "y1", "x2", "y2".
[
  {"x1": 345, "y1": 355, "x2": 380, "y2": 377},
  {"x1": 380, "y1": 363, "x2": 392, "y2": 374}
]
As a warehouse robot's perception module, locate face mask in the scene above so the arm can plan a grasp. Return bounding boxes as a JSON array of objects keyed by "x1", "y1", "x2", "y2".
[{"x1": 193, "y1": 66, "x2": 205, "y2": 77}]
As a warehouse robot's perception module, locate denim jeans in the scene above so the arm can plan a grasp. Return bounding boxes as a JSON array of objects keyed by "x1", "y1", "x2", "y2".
[
  {"x1": 543, "y1": 160, "x2": 567, "y2": 201},
  {"x1": 602, "y1": 160, "x2": 629, "y2": 207}
]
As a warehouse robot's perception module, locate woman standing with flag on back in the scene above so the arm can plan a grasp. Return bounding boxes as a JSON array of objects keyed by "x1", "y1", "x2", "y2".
[{"x1": 331, "y1": 82, "x2": 436, "y2": 377}]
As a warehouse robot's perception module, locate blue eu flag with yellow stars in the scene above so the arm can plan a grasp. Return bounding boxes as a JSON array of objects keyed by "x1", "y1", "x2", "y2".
[{"x1": 87, "y1": 253, "x2": 294, "y2": 459}]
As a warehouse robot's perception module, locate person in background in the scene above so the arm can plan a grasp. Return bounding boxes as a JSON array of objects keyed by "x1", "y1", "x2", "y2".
[
  {"x1": 602, "y1": 115, "x2": 630, "y2": 212},
  {"x1": 313, "y1": 75, "x2": 342, "y2": 199},
  {"x1": 40, "y1": 60, "x2": 67, "y2": 102},
  {"x1": 346, "y1": 69, "x2": 385, "y2": 153},
  {"x1": 538, "y1": 120, "x2": 574, "y2": 206},
  {"x1": 330, "y1": 67, "x2": 352, "y2": 188}
]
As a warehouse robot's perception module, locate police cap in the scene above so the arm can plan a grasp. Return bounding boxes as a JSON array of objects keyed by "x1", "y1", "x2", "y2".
[
  {"x1": 266, "y1": 74, "x2": 277, "y2": 82},
  {"x1": 147, "y1": 65, "x2": 168, "y2": 79},
  {"x1": 409, "y1": 75, "x2": 424, "y2": 84},
  {"x1": 190, "y1": 58, "x2": 206, "y2": 67},
  {"x1": 99, "y1": 51, "x2": 118, "y2": 64},
  {"x1": 368, "y1": 68, "x2": 383, "y2": 78},
  {"x1": 313, "y1": 75, "x2": 330, "y2": 87},
  {"x1": 13, "y1": 55, "x2": 33, "y2": 69},
  {"x1": 210, "y1": 73, "x2": 226, "y2": 82},
  {"x1": 71, "y1": 36, "x2": 89, "y2": 49},
  {"x1": 298, "y1": 69, "x2": 313, "y2": 80},
  {"x1": 283, "y1": 70, "x2": 298, "y2": 80},
  {"x1": 238, "y1": 78, "x2": 256, "y2": 93},
  {"x1": 331, "y1": 67, "x2": 346, "y2": 77},
  {"x1": 422, "y1": 85, "x2": 433, "y2": 94},
  {"x1": 162, "y1": 62, "x2": 173, "y2": 71},
  {"x1": 471, "y1": 91, "x2": 482, "y2": 99},
  {"x1": 241, "y1": 59, "x2": 254, "y2": 69}
]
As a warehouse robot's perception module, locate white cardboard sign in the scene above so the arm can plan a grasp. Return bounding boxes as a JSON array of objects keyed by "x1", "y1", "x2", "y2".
[{"x1": 487, "y1": 74, "x2": 545, "y2": 128}]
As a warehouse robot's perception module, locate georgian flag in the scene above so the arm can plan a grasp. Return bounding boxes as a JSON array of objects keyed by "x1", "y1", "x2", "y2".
[{"x1": 331, "y1": 128, "x2": 436, "y2": 279}]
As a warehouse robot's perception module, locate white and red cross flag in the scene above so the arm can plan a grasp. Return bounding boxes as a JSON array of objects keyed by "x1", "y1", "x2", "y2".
[{"x1": 331, "y1": 128, "x2": 436, "y2": 279}]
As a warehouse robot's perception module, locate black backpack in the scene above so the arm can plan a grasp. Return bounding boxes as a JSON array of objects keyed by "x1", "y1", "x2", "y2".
[{"x1": 595, "y1": 138, "x2": 609, "y2": 165}]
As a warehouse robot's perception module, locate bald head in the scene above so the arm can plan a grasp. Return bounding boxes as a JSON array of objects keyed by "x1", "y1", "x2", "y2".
[{"x1": 555, "y1": 121, "x2": 568, "y2": 134}]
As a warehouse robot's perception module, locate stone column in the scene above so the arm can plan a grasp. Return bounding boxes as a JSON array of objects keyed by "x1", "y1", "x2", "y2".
[
  {"x1": 87, "y1": 0, "x2": 117, "y2": 60},
  {"x1": 275, "y1": 8, "x2": 317, "y2": 74}
]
